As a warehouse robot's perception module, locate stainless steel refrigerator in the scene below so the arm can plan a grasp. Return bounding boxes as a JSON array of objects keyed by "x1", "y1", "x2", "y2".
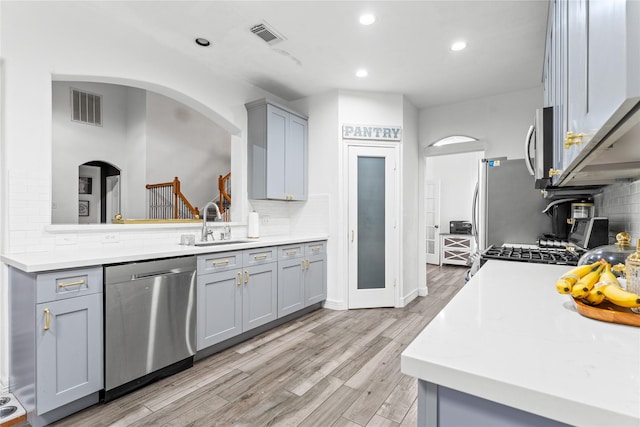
[{"x1": 473, "y1": 157, "x2": 551, "y2": 251}]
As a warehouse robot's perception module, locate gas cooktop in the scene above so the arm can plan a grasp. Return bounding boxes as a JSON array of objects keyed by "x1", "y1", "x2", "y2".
[{"x1": 481, "y1": 245, "x2": 582, "y2": 266}]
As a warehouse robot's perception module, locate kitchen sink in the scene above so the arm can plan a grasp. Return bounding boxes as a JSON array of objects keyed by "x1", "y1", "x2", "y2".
[{"x1": 193, "y1": 239, "x2": 254, "y2": 247}]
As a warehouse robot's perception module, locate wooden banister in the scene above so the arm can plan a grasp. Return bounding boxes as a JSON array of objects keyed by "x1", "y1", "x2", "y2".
[
  {"x1": 146, "y1": 177, "x2": 200, "y2": 219},
  {"x1": 218, "y1": 172, "x2": 231, "y2": 216}
]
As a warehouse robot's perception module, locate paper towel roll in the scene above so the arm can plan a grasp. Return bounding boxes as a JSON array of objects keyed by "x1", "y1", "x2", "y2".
[{"x1": 248, "y1": 211, "x2": 260, "y2": 238}]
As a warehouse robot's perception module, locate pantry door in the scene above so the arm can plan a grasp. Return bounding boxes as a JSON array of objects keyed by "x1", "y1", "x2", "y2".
[{"x1": 347, "y1": 145, "x2": 398, "y2": 309}]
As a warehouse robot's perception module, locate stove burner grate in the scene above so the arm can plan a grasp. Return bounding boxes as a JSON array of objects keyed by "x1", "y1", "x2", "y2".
[{"x1": 481, "y1": 245, "x2": 581, "y2": 266}]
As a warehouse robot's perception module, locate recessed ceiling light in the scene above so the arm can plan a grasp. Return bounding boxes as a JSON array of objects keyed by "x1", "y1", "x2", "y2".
[
  {"x1": 450, "y1": 41, "x2": 467, "y2": 51},
  {"x1": 355, "y1": 69, "x2": 368, "y2": 78},
  {"x1": 195, "y1": 38, "x2": 211, "y2": 47},
  {"x1": 359, "y1": 14, "x2": 376, "y2": 25}
]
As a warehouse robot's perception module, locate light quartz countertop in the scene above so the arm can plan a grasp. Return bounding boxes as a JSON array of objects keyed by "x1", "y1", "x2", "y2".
[
  {"x1": 1, "y1": 234, "x2": 328, "y2": 273},
  {"x1": 401, "y1": 260, "x2": 640, "y2": 427}
]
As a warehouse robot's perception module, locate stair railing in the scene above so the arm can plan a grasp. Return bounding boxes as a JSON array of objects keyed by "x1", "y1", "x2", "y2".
[
  {"x1": 218, "y1": 172, "x2": 231, "y2": 221},
  {"x1": 146, "y1": 177, "x2": 200, "y2": 220}
]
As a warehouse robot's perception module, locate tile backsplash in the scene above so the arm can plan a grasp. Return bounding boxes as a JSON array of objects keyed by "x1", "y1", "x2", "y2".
[{"x1": 594, "y1": 178, "x2": 640, "y2": 243}]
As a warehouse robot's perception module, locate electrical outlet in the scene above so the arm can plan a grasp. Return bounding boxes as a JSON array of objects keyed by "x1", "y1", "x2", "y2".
[
  {"x1": 55, "y1": 234, "x2": 77, "y2": 246},
  {"x1": 261, "y1": 214, "x2": 270, "y2": 225},
  {"x1": 102, "y1": 233, "x2": 120, "y2": 244}
]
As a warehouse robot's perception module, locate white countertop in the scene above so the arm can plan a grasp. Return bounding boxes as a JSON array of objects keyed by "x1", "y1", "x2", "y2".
[
  {"x1": 401, "y1": 260, "x2": 640, "y2": 427},
  {"x1": 1, "y1": 235, "x2": 328, "y2": 273}
]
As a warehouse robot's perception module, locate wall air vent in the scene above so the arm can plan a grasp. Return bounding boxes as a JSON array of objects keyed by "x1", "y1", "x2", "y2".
[
  {"x1": 250, "y1": 21, "x2": 286, "y2": 45},
  {"x1": 71, "y1": 88, "x2": 102, "y2": 126}
]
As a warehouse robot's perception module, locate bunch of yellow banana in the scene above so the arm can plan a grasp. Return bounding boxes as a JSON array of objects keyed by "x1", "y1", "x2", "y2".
[
  {"x1": 554, "y1": 261, "x2": 602, "y2": 294},
  {"x1": 554, "y1": 259, "x2": 640, "y2": 309}
]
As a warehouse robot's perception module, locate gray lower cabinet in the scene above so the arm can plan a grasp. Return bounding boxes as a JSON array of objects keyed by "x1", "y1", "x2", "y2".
[
  {"x1": 9, "y1": 266, "x2": 103, "y2": 427},
  {"x1": 277, "y1": 241, "x2": 327, "y2": 317},
  {"x1": 278, "y1": 248, "x2": 306, "y2": 317},
  {"x1": 197, "y1": 248, "x2": 278, "y2": 350},
  {"x1": 36, "y1": 293, "x2": 103, "y2": 414},
  {"x1": 197, "y1": 241, "x2": 326, "y2": 351},
  {"x1": 304, "y1": 242, "x2": 327, "y2": 306}
]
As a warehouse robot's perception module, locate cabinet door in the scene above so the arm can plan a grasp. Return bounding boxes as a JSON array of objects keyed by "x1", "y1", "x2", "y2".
[
  {"x1": 278, "y1": 257, "x2": 305, "y2": 317},
  {"x1": 36, "y1": 293, "x2": 102, "y2": 415},
  {"x1": 285, "y1": 114, "x2": 308, "y2": 200},
  {"x1": 305, "y1": 254, "x2": 326, "y2": 307},
  {"x1": 585, "y1": 0, "x2": 630, "y2": 132},
  {"x1": 266, "y1": 104, "x2": 288, "y2": 200},
  {"x1": 565, "y1": 0, "x2": 588, "y2": 169},
  {"x1": 243, "y1": 263, "x2": 277, "y2": 331},
  {"x1": 197, "y1": 269, "x2": 242, "y2": 350}
]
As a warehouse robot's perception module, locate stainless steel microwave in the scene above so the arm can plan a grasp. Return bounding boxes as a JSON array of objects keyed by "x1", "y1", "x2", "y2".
[{"x1": 525, "y1": 106, "x2": 553, "y2": 189}]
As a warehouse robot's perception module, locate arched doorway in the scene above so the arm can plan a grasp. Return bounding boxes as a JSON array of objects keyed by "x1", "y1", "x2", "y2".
[{"x1": 79, "y1": 161, "x2": 121, "y2": 224}]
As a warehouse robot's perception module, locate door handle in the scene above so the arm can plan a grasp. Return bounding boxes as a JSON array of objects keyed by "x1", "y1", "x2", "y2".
[
  {"x1": 237, "y1": 272, "x2": 242, "y2": 286},
  {"x1": 351, "y1": 230, "x2": 354, "y2": 242},
  {"x1": 43, "y1": 308, "x2": 50, "y2": 331},
  {"x1": 244, "y1": 270, "x2": 249, "y2": 284}
]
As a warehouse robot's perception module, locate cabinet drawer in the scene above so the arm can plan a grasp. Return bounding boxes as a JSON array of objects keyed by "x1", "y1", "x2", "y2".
[
  {"x1": 36, "y1": 266, "x2": 103, "y2": 303},
  {"x1": 278, "y1": 244, "x2": 304, "y2": 260},
  {"x1": 243, "y1": 247, "x2": 277, "y2": 266},
  {"x1": 197, "y1": 251, "x2": 243, "y2": 274},
  {"x1": 305, "y1": 241, "x2": 326, "y2": 256}
]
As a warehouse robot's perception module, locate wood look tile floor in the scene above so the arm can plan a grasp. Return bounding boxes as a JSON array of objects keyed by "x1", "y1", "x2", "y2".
[{"x1": 50, "y1": 264, "x2": 466, "y2": 427}]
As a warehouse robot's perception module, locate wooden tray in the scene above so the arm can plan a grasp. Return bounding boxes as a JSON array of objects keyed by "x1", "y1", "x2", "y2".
[{"x1": 573, "y1": 298, "x2": 640, "y2": 327}]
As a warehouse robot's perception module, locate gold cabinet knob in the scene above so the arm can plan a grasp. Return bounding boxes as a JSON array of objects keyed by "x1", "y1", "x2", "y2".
[
  {"x1": 549, "y1": 168, "x2": 563, "y2": 177},
  {"x1": 564, "y1": 131, "x2": 584, "y2": 149}
]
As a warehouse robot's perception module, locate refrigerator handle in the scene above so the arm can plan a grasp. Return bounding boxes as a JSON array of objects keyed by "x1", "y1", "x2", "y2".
[
  {"x1": 524, "y1": 124, "x2": 535, "y2": 176},
  {"x1": 471, "y1": 180, "x2": 479, "y2": 247}
]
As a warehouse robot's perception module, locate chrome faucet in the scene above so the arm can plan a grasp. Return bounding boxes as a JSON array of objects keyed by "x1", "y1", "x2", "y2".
[{"x1": 201, "y1": 201, "x2": 222, "y2": 242}]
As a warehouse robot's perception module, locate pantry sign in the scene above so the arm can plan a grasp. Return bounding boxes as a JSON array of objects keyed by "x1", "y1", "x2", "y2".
[{"x1": 342, "y1": 124, "x2": 402, "y2": 141}]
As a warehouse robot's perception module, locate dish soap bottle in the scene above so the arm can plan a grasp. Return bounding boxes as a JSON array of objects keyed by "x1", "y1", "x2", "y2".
[{"x1": 626, "y1": 238, "x2": 640, "y2": 313}]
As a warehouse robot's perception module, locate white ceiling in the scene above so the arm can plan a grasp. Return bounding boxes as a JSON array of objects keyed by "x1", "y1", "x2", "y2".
[{"x1": 67, "y1": 1, "x2": 549, "y2": 109}]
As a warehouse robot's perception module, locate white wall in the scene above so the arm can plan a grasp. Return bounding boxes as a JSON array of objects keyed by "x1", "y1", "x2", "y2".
[
  {"x1": 401, "y1": 97, "x2": 420, "y2": 304},
  {"x1": 52, "y1": 82, "x2": 145, "y2": 223},
  {"x1": 146, "y1": 92, "x2": 231, "y2": 211},
  {"x1": 0, "y1": 1, "x2": 281, "y2": 392},
  {"x1": 425, "y1": 151, "x2": 483, "y2": 231},
  {"x1": 52, "y1": 83, "x2": 232, "y2": 223},
  {"x1": 419, "y1": 86, "x2": 543, "y2": 159}
]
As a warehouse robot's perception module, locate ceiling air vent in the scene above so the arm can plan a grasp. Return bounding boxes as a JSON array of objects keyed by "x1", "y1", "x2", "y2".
[
  {"x1": 71, "y1": 88, "x2": 102, "y2": 126},
  {"x1": 250, "y1": 21, "x2": 286, "y2": 45}
]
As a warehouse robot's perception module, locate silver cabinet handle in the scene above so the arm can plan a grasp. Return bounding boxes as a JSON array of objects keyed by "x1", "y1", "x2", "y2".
[
  {"x1": 253, "y1": 253, "x2": 268, "y2": 260},
  {"x1": 237, "y1": 272, "x2": 242, "y2": 286},
  {"x1": 285, "y1": 249, "x2": 298, "y2": 255},
  {"x1": 244, "y1": 270, "x2": 249, "y2": 284}
]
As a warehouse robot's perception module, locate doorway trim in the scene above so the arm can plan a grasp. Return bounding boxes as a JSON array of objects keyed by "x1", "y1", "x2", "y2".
[{"x1": 343, "y1": 141, "x2": 401, "y2": 309}]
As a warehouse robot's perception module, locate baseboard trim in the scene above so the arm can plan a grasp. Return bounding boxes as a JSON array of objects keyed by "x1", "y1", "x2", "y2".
[
  {"x1": 322, "y1": 299, "x2": 346, "y2": 310},
  {"x1": 400, "y1": 289, "x2": 419, "y2": 307}
]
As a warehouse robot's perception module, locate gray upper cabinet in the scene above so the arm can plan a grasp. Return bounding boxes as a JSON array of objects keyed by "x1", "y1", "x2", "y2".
[
  {"x1": 547, "y1": 0, "x2": 640, "y2": 186},
  {"x1": 246, "y1": 99, "x2": 308, "y2": 201}
]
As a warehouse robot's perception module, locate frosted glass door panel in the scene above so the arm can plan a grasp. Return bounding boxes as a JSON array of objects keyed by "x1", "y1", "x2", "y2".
[{"x1": 357, "y1": 157, "x2": 385, "y2": 290}]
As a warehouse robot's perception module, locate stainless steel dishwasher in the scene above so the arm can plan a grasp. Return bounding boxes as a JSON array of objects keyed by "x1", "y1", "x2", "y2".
[{"x1": 103, "y1": 256, "x2": 196, "y2": 402}]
